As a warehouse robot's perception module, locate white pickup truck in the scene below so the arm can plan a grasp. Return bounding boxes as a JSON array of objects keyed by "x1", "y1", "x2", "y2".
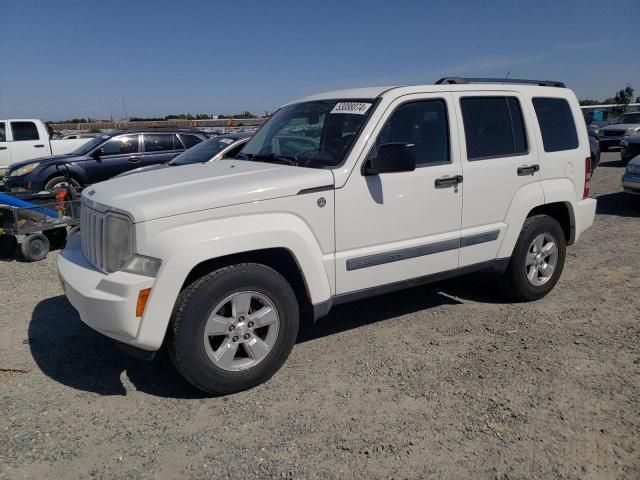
[
  {"x1": 0, "y1": 119, "x2": 91, "y2": 175},
  {"x1": 58, "y1": 78, "x2": 597, "y2": 395}
]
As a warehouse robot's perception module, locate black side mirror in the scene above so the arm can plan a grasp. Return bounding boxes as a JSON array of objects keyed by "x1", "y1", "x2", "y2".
[
  {"x1": 363, "y1": 143, "x2": 416, "y2": 175},
  {"x1": 587, "y1": 129, "x2": 598, "y2": 139},
  {"x1": 91, "y1": 148, "x2": 103, "y2": 159}
]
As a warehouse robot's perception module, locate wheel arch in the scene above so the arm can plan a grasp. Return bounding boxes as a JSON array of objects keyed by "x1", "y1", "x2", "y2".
[{"x1": 42, "y1": 164, "x2": 86, "y2": 187}]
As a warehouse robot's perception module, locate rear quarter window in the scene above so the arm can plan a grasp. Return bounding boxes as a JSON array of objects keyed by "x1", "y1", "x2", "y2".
[{"x1": 532, "y1": 98, "x2": 578, "y2": 152}]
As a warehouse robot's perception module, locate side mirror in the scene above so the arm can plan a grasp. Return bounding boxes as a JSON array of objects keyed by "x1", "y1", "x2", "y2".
[
  {"x1": 91, "y1": 148, "x2": 103, "y2": 159},
  {"x1": 363, "y1": 143, "x2": 416, "y2": 175},
  {"x1": 587, "y1": 128, "x2": 598, "y2": 139}
]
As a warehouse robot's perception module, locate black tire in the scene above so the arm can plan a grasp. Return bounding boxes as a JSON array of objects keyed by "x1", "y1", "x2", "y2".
[
  {"x1": 0, "y1": 234, "x2": 18, "y2": 258},
  {"x1": 44, "y1": 227, "x2": 68, "y2": 249},
  {"x1": 600, "y1": 144, "x2": 609, "y2": 152},
  {"x1": 20, "y1": 233, "x2": 50, "y2": 262},
  {"x1": 501, "y1": 215, "x2": 566, "y2": 301},
  {"x1": 168, "y1": 263, "x2": 300, "y2": 395},
  {"x1": 44, "y1": 176, "x2": 81, "y2": 191}
]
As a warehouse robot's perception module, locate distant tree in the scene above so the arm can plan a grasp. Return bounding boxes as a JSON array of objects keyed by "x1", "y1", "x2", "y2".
[
  {"x1": 612, "y1": 85, "x2": 634, "y2": 114},
  {"x1": 579, "y1": 99, "x2": 600, "y2": 106}
]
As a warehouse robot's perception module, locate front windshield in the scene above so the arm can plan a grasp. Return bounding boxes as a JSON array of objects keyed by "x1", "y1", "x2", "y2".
[
  {"x1": 69, "y1": 134, "x2": 110, "y2": 155},
  {"x1": 170, "y1": 137, "x2": 238, "y2": 166},
  {"x1": 616, "y1": 113, "x2": 640, "y2": 124},
  {"x1": 239, "y1": 99, "x2": 375, "y2": 168}
]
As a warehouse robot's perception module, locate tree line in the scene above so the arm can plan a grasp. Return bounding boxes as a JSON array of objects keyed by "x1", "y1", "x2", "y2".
[{"x1": 580, "y1": 85, "x2": 638, "y2": 114}]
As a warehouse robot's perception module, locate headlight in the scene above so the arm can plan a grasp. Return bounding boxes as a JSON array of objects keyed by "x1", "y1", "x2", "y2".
[
  {"x1": 104, "y1": 214, "x2": 133, "y2": 272},
  {"x1": 122, "y1": 255, "x2": 162, "y2": 277},
  {"x1": 627, "y1": 164, "x2": 640, "y2": 174},
  {"x1": 11, "y1": 162, "x2": 40, "y2": 177},
  {"x1": 625, "y1": 128, "x2": 640, "y2": 136}
]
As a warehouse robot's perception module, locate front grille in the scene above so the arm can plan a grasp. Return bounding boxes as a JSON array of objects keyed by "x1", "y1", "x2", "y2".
[
  {"x1": 80, "y1": 204, "x2": 106, "y2": 272},
  {"x1": 604, "y1": 130, "x2": 625, "y2": 137}
]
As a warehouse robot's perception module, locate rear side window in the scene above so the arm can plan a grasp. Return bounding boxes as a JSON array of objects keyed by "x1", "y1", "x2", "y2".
[
  {"x1": 179, "y1": 134, "x2": 203, "y2": 149},
  {"x1": 100, "y1": 135, "x2": 139, "y2": 155},
  {"x1": 143, "y1": 134, "x2": 177, "y2": 152},
  {"x1": 460, "y1": 97, "x2": 528, "y2": 160},
  {"x1": 532, "y1": 98, "x2": 578, "y2": 152},
  {"x1": 371, "y1": 99, "x2": 450, "y2": 166},
  {"x1": 10, "y1": 121, "x2": 40, "y2": 141}
]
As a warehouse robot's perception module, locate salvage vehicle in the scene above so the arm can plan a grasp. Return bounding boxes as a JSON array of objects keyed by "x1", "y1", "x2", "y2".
[
  {"x1": 2, "y1": 129, "x2": 207, "y2": 192},
  {"x1": 622, "y1": 155, "x2": 640, "y2": 194},
  {"x1": 58, "y1": 78, "x2": 597, "y2": 395},
  {"x1": 620, "y1": 132, "x2": 640, "y2": 163},
  {"x1": 114, "y1": 132, "x2": 252, "y2": 178},
  {"x1": 598, "y1": 112, "x2": 640, "y2": 152},
  {"x1": 0, "y1": 119, "x2": 92, "y2": 175},
  {"x1": 588, "y1": 129, "x2": 601, "y2": 171}
]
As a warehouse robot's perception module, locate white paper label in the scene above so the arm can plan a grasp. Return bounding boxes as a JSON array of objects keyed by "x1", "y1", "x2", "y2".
[
  {"x1": 219, "y1": 138, "x2": 234, "y2": 144},
  {"x1": 330, "y1": 102, "x2": 372, "y2": 115}
]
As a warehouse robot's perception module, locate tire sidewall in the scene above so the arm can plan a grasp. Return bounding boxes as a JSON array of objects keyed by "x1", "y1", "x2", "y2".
[
  {"x1": 44, "y1": 176, "x2": 80, "y2": 191},
  {"x1": 21, "y1": 234, "x2": 50, "y2": 261},
  {"x1": 170, "y1": 264, "x2": 299, "y2": 394},
  {"x1": 511, "y1": 215, "x2": 566, "y2": 300}
]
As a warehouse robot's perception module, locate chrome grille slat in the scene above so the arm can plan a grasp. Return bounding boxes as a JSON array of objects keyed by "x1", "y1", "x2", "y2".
[{"x1": 80, "y1": 203, "x2": 107, "y2": 272}]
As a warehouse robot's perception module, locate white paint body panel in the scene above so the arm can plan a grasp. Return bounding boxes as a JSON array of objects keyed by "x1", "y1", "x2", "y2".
[{"x1": 57, "y1": 82, "x2": 597, "y2": 352}]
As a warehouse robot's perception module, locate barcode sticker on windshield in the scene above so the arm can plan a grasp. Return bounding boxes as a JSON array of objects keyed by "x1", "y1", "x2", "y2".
[{"x1": 330, "y1": 102, "x2": 372, "y2": 115}]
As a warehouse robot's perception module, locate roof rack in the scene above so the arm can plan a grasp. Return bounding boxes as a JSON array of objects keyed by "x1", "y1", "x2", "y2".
[{"x1": 435, "y1": 77, "x2": 566, "y2": 88}]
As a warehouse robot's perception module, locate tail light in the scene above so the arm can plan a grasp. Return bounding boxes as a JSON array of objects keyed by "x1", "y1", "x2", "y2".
[{"x1": 583, "y1": 157, "x2": 591, "y2": 199}]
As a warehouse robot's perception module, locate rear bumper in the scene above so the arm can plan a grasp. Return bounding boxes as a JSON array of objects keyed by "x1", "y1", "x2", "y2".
[
  {"x1": 57, "y1": 233, "x2": 157, "y2": 351},
  {"x1": 573, "y1": 198, "x2": 597, "y2": 243}
]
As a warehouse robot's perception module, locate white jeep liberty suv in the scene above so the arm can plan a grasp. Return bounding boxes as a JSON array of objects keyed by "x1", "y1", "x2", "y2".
[{"x1": 58, "y1": 77, "x2": 597, "y2": 394}]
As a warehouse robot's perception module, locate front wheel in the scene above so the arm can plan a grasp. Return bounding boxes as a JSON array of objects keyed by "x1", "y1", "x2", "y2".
[
  {"x1": 168, "y1": 263, "x2": 299, "y2": 395},
  {"x1": 21, "y1": 233, "x2": 50, "y2": 262},
  {"x1": 501, "y1": 215, "x2": 566, "y2": 301},
  {"x1": 44, "y1": 176, "x2": 81, "y2": 191}
]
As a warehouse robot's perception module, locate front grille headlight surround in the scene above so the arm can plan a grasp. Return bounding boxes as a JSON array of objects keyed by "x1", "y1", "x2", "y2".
[{"x1": 104, "y1": 213, "x2": 134, "y2": 273}]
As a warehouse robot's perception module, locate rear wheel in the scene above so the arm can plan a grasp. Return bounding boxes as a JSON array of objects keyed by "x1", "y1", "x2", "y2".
[
  {"x1": 20, "y1": 233, "x2": 50, "y2": 262},
  {"x1": 168, "y1": 263, "x2": 299, "y2": 395},
  {"x1": 501, "y1": 215, "x2": 566, "y2": 301}
]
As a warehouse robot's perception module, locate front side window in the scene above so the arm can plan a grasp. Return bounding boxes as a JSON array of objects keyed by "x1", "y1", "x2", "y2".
[
  {"x1": 100, "y1": 135, "x2": 139, "y2": 155},
  {"x1": 10, "y1": 121, "x2": 40, "y2": 141},
  {"x1": 369, "y1": 99, "x2": 450, "y2": 166},
  {"x1": 532, "y1": 98, "x2": 578, "y2": 152},
  {"x1": 0, "y1": 122, "x2": 6, "y2": 142},
  {"x1": 240, "y1": 99, "x2": 375, "y2": 168},
  {"x1": 461, "y1": 97, "x2": 528, "y2": 160}
]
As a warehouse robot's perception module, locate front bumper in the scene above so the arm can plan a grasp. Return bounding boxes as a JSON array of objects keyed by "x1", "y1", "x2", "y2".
[
  {"x1": 622, "y1": 172, "x2": 640, "y2": 194},
  {"x1": 57, "y1": 233, "x2": 157, "y2": 351},
  {"x1": 2, "y1": 174, "x2": 36, "y2": 192},
  {"x1": 599, "y1": 137, "x2": 622, "y2": 148}
]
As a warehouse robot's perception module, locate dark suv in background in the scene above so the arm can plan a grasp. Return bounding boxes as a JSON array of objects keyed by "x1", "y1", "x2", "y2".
[{"x1": 2, "y1": 129, "x2": 207, "y2": 192}]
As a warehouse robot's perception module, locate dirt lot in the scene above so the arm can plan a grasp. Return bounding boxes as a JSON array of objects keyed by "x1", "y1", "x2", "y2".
[{"x1": 1, "y1": 152, "x2": 638, "y2": 480}]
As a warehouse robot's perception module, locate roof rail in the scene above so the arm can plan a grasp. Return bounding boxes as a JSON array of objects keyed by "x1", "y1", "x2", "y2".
[{"x1": 435, "y1": 77, "x2": 566, "y2": 88}]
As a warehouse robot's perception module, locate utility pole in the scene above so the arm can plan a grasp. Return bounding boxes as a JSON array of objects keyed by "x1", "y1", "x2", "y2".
[{"x1": 122, "y1": 96, "x2": 128, "y2": 121}]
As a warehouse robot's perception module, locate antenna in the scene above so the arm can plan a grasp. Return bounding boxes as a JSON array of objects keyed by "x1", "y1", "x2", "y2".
[{"x1": 504, "y1": 70, "x2": 511, "y2": 79}]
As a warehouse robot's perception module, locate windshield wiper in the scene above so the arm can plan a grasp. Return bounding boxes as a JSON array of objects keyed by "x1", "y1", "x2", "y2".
[{"x1": 242, "y1": 154, "x2": 299, "y2": 166}]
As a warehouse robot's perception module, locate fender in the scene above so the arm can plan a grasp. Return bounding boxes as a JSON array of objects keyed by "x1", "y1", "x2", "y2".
[
  {"x1": 39, "y1": 161, "x2": 88, "y2": 185},
  {"x1": 539, "y1": 178, "x2": 578, "y2": 242},
  {"x1": 134, "y1": 213, "x2": 333, "y2": 350},
  {"x1": 496, "y1": 181, "x2": 545, "y2": 259}
]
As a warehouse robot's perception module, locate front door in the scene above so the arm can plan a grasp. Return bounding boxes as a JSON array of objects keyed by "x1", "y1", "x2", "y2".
[
  {"x1": 335, "y1": 93, "x2": 463, "y2": 295},
  {"x1": 88, "y1": 134, "x2": 141, "y2": 183}
]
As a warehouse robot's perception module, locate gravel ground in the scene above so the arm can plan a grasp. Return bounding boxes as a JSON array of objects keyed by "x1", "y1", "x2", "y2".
[{"x1": 1, "y1": 152, "x2": 638, "y2": 480}]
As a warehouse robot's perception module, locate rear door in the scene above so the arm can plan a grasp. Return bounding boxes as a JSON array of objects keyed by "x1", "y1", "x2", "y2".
[
  {"x1": 88, "y1": 134, "x2": 141, "y2": 182},
  {"x1": 0, "y1": 122, "x2": 11, "y2": 172},
  {"x1": 451, "y1": 92, "x2": 542, "y2": 267},
  {"x1": 140, "y1": 133, "x2": 184, "y2": 167},
  {"x1": 8, "y1": 121, "x2": 48, "y2": 162}
]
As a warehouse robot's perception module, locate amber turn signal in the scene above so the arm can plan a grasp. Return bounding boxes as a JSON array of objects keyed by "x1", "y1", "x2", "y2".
[{"x1": 136, "y1": 288, "x2": 152, "y2": 317}]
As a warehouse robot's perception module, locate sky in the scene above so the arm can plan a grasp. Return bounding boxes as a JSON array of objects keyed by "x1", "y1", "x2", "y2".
[{"x1": 1, "y1": 0, "x2": 639, "y2": 121}]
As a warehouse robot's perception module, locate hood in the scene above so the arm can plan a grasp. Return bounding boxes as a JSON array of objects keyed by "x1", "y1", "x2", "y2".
[
  {"x1": 114, "y1": 163, "x2": 170, "y2": 179},
  {"x1": 601, "y1": 123, "x2": 640, "y2": 131},
  {"x1": 7, "y1": 154, "x2": 84, "y2": 172},
  {"x1": 83, "y1": 159, "x2": 335, "y2": 222},
  {"x1": 628, "y1": 155, "x2": 640, "y2": 167}
]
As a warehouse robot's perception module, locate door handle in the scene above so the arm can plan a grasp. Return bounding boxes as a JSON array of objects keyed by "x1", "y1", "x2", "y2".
[
  {"x1": 128, "y1": 157, "x2": 141, "y2": 163},
  {"x1": 34, "y1": 144, "x2": 45, "y2": 148},
  {"x1": 0, "y1": 146, "x2": 7, "y2": 150},
  {"x1": 435, "y1": 175, "x2": 463, "y2": 188},
  {"x1": 517, "y1": 164, "x2": 539, "y2": 176}
]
